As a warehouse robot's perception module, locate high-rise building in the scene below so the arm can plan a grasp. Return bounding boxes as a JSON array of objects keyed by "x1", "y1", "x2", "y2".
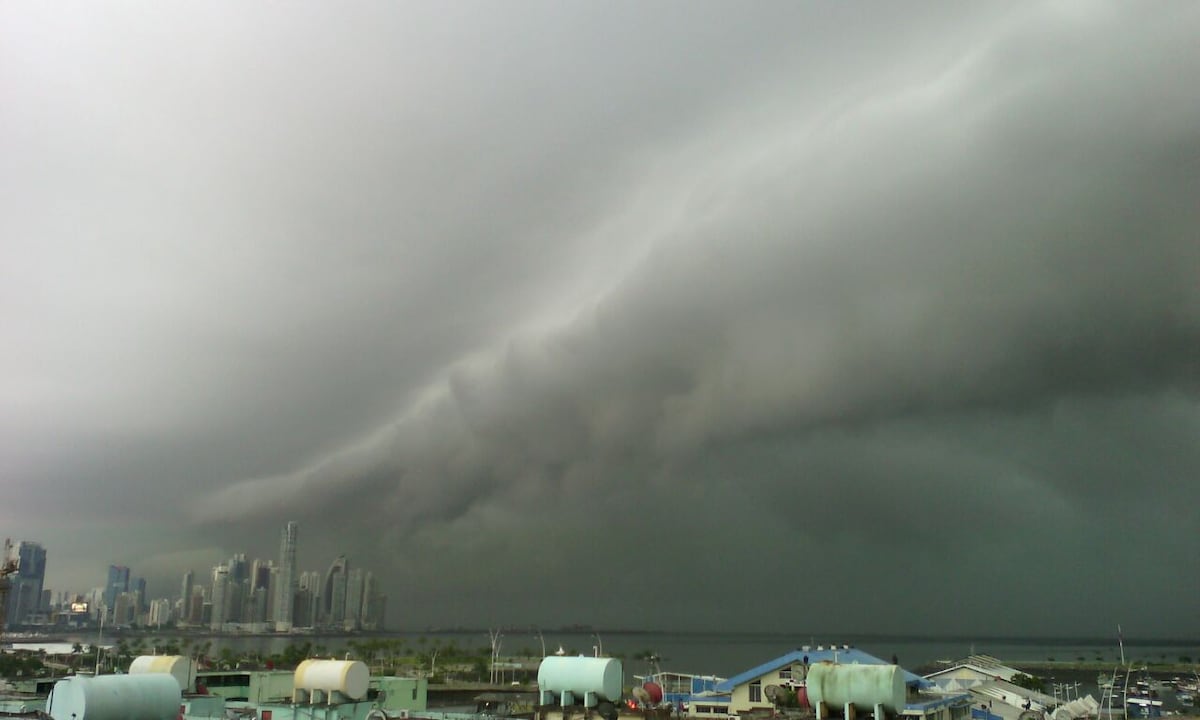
[
  {"x1": 321, "y1": 555, "x2": 347, "y2": 628},
  {"x1": 132, "y1": 577, "x2": 147, "y2": 612},
  {"x1": 274, "y1": 521, "x2": 298, "y2": 632},
  {"x1": 344, "y1": 568, "x2": 365, "y2": 630},
  {"x1": 247, "y1": 586, "x2": 269, "y2": 623},
  {"x1": 5, "y1": 541, "x2": 47, "y2": 627},
  {"x1": 297, "y1": 571, "x2": 321, "y2": 628},
  {"x1": 180, "y1": 570, "x2": 194, "y2": 621},
  {"x1": 148, "y1": 598, "x2": 172, "y2": 627},
  {"x1": 188, "y1": 586, "x2": 205, "y2": 626},
  {"x1": 104, "y1": 565, "x2": 130, "y2": 616},
  {"x1": 113, "y1": 592, "x2": 135, "y2": 625},
  {"x1": 361, "y1": 572, "x2": 386, "y2": 631},
  {"x1": 210, "y1": 564, "x2": 229, "y2": 631},
  {"x1": 251, "y1": 559, "x2": 272, "y2": 592}
]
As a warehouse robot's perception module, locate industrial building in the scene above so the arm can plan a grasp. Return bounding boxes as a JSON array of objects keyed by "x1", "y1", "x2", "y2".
[
  {"x1": 25, "y1": 655, "x2": 429, "y2": 720},
  {"x1": 679, "y1": 646, "x2": 971, "y2": 720}
]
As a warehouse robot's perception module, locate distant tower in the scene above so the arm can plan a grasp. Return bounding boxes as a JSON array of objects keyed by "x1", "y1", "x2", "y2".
[
  {"x1": 180, "y1": 570, "x2": 194, "y2": 621},
  {"x1": 104, "y1": 565, "x2": 129, "y2": 620},
  {"x1": 344, "y1": 568, "x2": 365, "y2": 630},
  {"x1": 274, "y1": 521, "x2": 298, "y2": 632},
  {"x1": 361, "y1": 571, "x2": 385, "y2": 630},
  {"x1": 298, "y1": 570, "x2": 321, "y2": 627},
  {"x1": 5, "y1": 541, "x2": 47, "y2": 627},
  {"x1": 210, "y1": 564, "x2": 229, "y2": 631},
  {"x1": 322, "y1": 555, "x2": 348, "y2": 627}
]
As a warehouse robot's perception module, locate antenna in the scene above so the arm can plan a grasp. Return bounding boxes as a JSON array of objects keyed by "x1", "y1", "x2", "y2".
[{"x1": 765, "y1": 685, "x2": 787, "y2": 706}]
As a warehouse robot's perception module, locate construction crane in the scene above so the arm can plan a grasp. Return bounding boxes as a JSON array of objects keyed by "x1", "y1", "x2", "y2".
[{"x1": 0, "y1": 539, "x2": 19, "y2": 639}]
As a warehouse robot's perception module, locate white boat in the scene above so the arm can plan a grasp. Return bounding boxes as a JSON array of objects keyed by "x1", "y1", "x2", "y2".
[{"x1": 1125, "y1": 696, "x2": 1164, "y2": 717}]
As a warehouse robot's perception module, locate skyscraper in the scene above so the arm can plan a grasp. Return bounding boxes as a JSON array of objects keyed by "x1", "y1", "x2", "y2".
[
  {"x1": 5, "y1": 541, "x2": 47, "y2": 627},
  {"x1": 133, "y1": 577, "x2": 147, "y2": 612},
  {"x1": 180, "y1": 570, "x2": 194, "y2": 621},
  {"x1": 210, "y1": 564, "x2": 229, "y2": 631},
  {"x1": 361, "y1": 572, "x2": 386, "y2": 631},
  {"x1": 322, "y1": 555, "x2": 347, "y2": 628},
  {"x1": 344, "y1": 567, "x2": 365, "y2": 630},
  {"x1": 274, "y1": 521, "x2": 297, "y2": 632},
  {"x1": 104, "y1": 565, "x2": 130, "y2": 619}
]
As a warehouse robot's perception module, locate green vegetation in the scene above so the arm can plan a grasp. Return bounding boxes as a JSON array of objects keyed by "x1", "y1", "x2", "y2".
[
  {"x1": 1010, "y1": 673, "x2": 1046, "y2": 694},
  {"x1": 0, "y1": 651, "x2": 48, "y2": 678}
]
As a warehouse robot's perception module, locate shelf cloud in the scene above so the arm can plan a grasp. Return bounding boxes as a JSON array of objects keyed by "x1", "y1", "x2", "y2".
[{"x1": 3, "y1": 1, "x2": 1197, "y2": 636}]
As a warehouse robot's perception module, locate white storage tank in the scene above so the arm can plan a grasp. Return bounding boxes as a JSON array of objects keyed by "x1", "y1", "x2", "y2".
[
  {"x1": 805, "y1": 662, "x2": 906, "y2": 714},
  {"x1": 130, "y1": 655, "x2": 195, "y2": 692},
  {"x1": 293, "y1": 659, "x2": 370, "y2": 702},
  {"x1": 537, "y1": 656, "x2": 622, "y2": 706},
  {"x1": 47, "y1": 673, "x2": 182, "y2": 720}
]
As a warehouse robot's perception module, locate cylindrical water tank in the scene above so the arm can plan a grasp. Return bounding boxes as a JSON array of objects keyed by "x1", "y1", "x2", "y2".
[
  {"x1": 47, "y1": 674, "x2": 182, "y2": 720},
  {"x1": 805, "y1": 663, "x2": 906, "y2": 713},
  {"x1": 130, "y1": 655, "x2": 194, "y2": 691},
  {"x1": 293, "y1": 659, "x2": 370, "y2": 700},
  {"x1": 537, "y1": 656, "x2": 623, "y2": 703}
]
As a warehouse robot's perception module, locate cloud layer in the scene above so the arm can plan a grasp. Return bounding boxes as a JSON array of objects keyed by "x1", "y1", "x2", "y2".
[{"x1": 3, "y1": 1, "x2": 1198, "y2": 636}]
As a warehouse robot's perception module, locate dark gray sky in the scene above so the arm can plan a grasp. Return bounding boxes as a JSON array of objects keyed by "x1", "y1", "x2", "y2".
[{"x1": 2, "y1": 2, "x2": 1198, "y2": 638}]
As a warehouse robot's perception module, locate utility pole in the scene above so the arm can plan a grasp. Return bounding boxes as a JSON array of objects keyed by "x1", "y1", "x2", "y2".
[
  {"x1": 488, "y1": 629, "x2": 503, "y2": 685},
  {"x1": 95, "y1": 613, "x2": 105, "y2": 675}
]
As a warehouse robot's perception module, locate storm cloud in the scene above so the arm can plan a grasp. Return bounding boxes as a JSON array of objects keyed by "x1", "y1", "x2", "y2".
[{"x1": 2, "y1": 1, "x2": 1197, "y2": 637}]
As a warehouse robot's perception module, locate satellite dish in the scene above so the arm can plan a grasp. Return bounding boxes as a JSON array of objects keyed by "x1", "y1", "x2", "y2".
[
  {"x1": 633, "y1": 687, "x2": 652, "y2": 706},
  {"x1": 765, "y1": 685, "x2": 787, "y2": 705}
]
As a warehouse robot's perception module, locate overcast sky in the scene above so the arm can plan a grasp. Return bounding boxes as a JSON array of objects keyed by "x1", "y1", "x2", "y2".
[{"x1": 2, "y1": 1, "x2": 1198, "y2": 638}]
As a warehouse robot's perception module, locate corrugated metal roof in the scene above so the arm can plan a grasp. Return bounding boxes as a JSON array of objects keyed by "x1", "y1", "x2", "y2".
[{"x1": 714, "y1": 648, "x2": 931, "y2": 694}]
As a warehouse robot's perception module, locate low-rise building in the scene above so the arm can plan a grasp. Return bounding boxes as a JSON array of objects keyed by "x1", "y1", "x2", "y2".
[{"x1": 686, "y1": 645, "x2": 970, "y2": 720}]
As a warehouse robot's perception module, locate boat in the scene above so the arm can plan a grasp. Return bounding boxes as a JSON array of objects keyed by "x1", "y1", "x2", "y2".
[{"x1": 1125, "y1": 696, "x2": 1164, "y2": 718}]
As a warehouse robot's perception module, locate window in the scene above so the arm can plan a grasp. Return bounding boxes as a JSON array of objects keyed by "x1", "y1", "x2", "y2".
[
  {"x1": 749, "y1": 681, "x2": 762, "y2": 703},
  {"x1": 779, "y1": 666, "x2": 792, "y2": 680}
]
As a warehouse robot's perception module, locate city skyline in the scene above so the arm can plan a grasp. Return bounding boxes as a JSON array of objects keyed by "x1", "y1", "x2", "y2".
[{"x1": 4, "y1": 522, "x2": 385, "y2": 632}]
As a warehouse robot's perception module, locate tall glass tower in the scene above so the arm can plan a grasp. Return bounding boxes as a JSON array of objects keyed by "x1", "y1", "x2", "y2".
[
  {"x1": 274, "y1": 521, "x2": 298, "y2": 631},
  {"x1": 104, "y1": 565, "x2": 129, "y2": 619},
  {"x1": 5, "y1": 541, "x2": 47, "y2": 627}
]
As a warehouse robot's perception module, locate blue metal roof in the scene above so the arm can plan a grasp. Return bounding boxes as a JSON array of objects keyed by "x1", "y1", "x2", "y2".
[
  {"x1": 905, "y1": 693, "x2": 972, "y2": 712},
  {"x1": 714, "y1": 648, "x2": 932, "y2": 694}
]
